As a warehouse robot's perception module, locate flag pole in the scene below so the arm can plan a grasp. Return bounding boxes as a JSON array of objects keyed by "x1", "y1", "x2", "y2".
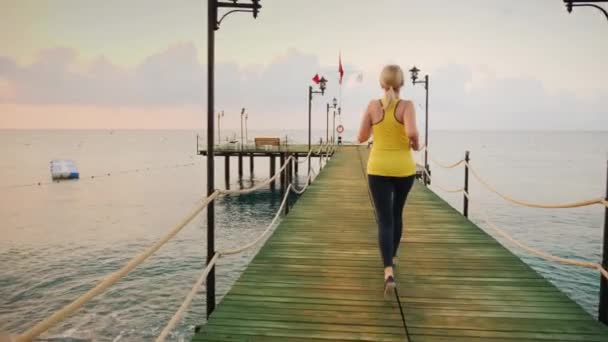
[{"x1": 338, "y1": 50, "x2": 343, "y2": 118}]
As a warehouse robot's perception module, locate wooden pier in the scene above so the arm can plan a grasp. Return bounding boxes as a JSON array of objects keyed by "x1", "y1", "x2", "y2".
[
  {"x1": 193, "y1": 146, "x2": 608, "y2": 341},
  {"x1": 198, "y1": 144, "x2": 331, "y2": 189}
]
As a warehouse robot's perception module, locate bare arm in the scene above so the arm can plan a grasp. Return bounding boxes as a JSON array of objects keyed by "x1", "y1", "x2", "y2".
[
  {"x1": 357, "y1": 101, "x2": 373, "y2": 143},
  {"x1": 403, "y1": 101, "x2": 420, "y2": 151}
]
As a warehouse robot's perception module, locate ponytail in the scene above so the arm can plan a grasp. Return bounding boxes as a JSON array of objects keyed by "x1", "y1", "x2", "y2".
[
  {"x1": 383, "y1": 87, "x2": 397, "y2": 110},
  {"x1": 379, "y1": 65, "x2": 404, "y2": 109}
]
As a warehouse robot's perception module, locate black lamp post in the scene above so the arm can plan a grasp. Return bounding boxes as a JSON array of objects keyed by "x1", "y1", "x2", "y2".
[
  {"x1": 308, "y1": 77, "x2": 327, "y2": 180},
  {"x1": 206, "y1": 0, "x2": 261, "y2": 319},
  {"x1": 327, "y1": 97, "x2": 338, "y2": 144},
  {"x1": 409, "y1": 66, "x2": 430, "y2": 185},
  {"x1": 217, "y1": 110, "x2": 224, "y2": 145},
  {"x1": 564, "y1": 0, "x2": 608, "y2": 21}
]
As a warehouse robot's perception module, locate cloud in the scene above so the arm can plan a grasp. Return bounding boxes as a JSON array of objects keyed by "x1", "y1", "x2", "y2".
[
  {"x1": 425, "y1": 64, "x2": 607, "y2": 130},
  {"x1": 0, "y1": 44, "x2": 606, "y2": 130},
  {"x1": 0, "y1": 78, "x2": 15, "y2": 101}
]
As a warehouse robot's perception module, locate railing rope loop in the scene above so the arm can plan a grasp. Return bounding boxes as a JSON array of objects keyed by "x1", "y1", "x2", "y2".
[
  {"x1": 422, "y1": 152, "x2": 608, "y2": 283},
  {"x1": 466, "y1": 161, "x2": 607, "y2": 209}
]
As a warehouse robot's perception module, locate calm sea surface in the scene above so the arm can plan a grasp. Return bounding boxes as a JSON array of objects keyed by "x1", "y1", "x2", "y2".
[{"x1": 1, "y1": 129, "x2": 607, "y2": 341}]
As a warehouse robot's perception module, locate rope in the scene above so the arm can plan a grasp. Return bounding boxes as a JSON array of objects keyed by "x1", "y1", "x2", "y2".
[
  {"x1": 415, "y1": 145, "x2": 464, "y2": 169},
  {"x1": 220, "y1": 156, "x2": 292, "y2": 195},
  {"x1": 0, "y1": 162, "x2": 201, "y2": 191},
  {"x1": 155, "y1": 253, "x2": 219, "y2": 342},
  {"x1": 423, "y1": 168, "x2": 465, "y2": 193},
  {"x1": 430, "y1": 157, "x2": 465, "y2": 169},
  {"x1": 16, "y1": 191, "x2": 221, "y2": 342},
  {"x1": 221, "y1": 184, "x2": 293, "y2": 256},
  {"x1": 296, "y1": 148, "x2": 314, "y2": 164},
  {"x1": 463, "y1": 191, "x2": 608, "y2": 280},
  {"x1": 466, "y1": 162, "x2": 607, "y2": 209},
  {"x1": 420, "y1": 166, "x2": 608, "y2": 281}
]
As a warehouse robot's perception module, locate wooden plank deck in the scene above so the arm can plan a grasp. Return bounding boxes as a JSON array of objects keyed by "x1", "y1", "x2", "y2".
[{"x1": 193, "y1": 146, "x2": 608, "y2": 341}]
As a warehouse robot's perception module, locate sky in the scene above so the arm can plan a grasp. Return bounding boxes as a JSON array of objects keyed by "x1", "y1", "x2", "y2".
[{"x1": 0, "y1": 0, "x2": 607, "y2": 130}]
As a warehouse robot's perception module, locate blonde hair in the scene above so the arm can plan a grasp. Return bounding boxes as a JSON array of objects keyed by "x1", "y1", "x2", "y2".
[{"x1": 379, "y1": 65, "x2": 404, "y2": 109}]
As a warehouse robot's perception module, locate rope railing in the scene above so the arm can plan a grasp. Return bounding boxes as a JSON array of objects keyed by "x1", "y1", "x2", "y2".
[
  {"x1": 418, "y1": 145, "x2": 607, "y2": 209},
  {"x1": 465, "y1": 161, "x2": 608, "y2": 209},
  {"x1": 15, "y1": 142, "x2": 333, "y2": 342},
  {"x1": 422, "y1": 168, "x2": 465, "y2": 193},
  {"x1": 15, "y1": 191, "x2": 221, "y2": 342},
  {"x1": 463, "y1": 191, "x2": 608, "y2": 281},
  {"x1": 156, "y1": 148, "x2": 328, "y2": 341},
  {"x1": 420, "y1": 153, "x2": 608, "y2": 282}
]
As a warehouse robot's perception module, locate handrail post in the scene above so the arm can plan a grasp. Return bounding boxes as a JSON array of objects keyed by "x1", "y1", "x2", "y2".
[
  {"x1": 280, "y1": 153, "x2": 285, "y2": 199},
  {"x1": 599, "y1": 159, "x2": 608, "y2": 324},
  {"x1": 464, "y1": 151, "x2": 470, "y2": 218},
  {"x1": 285, "y1": 154, "x2": 290, "y2": 215}
]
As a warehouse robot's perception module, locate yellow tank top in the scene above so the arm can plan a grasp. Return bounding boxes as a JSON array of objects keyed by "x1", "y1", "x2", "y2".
[{"x1": 367, "y1": 99, "x2": 416, "y2": 177}]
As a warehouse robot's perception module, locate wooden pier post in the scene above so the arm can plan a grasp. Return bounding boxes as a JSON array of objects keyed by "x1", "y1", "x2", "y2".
[
  {"x1": 249, "y1": 153, "x2": 254, "y2": 177},
  {"x1": 464, "y1": 151, "x2": 470, "y2": 218},
  {"x1": 285, "y1": 153, "x2": 290, "y2": 215},
  {"x1": 291, "y1": 155, "x2": 296, "y2": 181},
  {"x1": 224, "y1": 156, "x2": 230, "y2": 189},
  {"x1": 238, "y1": 155, "x2": 243, "y2": 179},
  {"x1": 599, "y1": 159, "x2": 608, "y2": 325},
  {"x1": 270, "y1": 155, "x2": 276, "y2": 190},
  {"x1": 280, "y1": 154, "x2": 286, "y2": 198}
]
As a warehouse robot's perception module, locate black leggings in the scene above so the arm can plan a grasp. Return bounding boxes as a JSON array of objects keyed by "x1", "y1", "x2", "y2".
[{"x1": 368, "y1": 175, "x2": 415, "y2": 267}]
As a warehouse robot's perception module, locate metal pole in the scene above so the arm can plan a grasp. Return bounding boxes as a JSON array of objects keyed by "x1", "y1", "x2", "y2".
[
  {"x1": 245, "y1": 115, "x2": 248, "y2": 144},
  {"x1": 464, "y1": 151, "x2": 470, "y2": 218},
  {"x1": 332, "y1": 110, "x2": 336, "y2": 144},
  {"x1": 308, "y1": 86, "x2": 312, "y2": 184},
  {"x1": 217, "y1": 113, "x2": 220, "y2": 145},
  {"x1": 285, "y1": 153, "x2": 290, "y2": 215},
  {"x1": 205, "y1": 0, "x2": 216, "y2": 319},
  {"x1": 240, "y1": 111, "x2": 244, "y2": 149},
  {"x1": 279, "y1": 154, "x2": 285, "y2": 197},
  {"x1": 424, "y1": 75, "x2": 430, "y2": 185},
  {"x1": 326, "y1": 103, "x2": 329, "y2": 144},
  {"x1": 599, "y1": 159, "x2": 608, "y2": 324}
]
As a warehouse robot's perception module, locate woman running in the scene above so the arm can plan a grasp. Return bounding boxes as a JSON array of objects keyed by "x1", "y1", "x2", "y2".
[{"x1": 357, "y1": 64, "x2": 420, "y2": 297}]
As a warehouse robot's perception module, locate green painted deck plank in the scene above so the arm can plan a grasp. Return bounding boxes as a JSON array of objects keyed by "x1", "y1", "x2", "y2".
[{"x1": 192, "y1": 146, "x2": 608, "y2": 341}]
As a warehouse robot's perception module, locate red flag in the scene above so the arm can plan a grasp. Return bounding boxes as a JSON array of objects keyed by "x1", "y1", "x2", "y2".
[
  {"x1": 312, "y1": 73, "x2": 320, "y2": 84},
  {"x1": 338, "y1": 53, "x2": 344, "y2": 85}
]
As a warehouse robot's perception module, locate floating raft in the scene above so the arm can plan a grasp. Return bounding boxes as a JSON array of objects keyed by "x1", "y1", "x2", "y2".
[
  {"x1": 193, "y1": 145, "x2": 608, "y2": 341},
  {"x1": 50, "y1": 159, "x2": 79, "y2": 180}
]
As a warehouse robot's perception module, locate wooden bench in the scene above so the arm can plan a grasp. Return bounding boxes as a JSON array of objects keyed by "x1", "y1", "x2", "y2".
[{"x1": 254, "y1": 137, "x2": 281, "y2": 147}]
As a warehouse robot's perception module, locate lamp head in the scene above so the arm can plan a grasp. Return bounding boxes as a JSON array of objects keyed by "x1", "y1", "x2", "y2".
[
  {"x1": 409, "y1": 66, "x2": 420, "y2": 83},
  {"x1": 319, "y1": 77, "x2": 327, "y2": 94}
]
